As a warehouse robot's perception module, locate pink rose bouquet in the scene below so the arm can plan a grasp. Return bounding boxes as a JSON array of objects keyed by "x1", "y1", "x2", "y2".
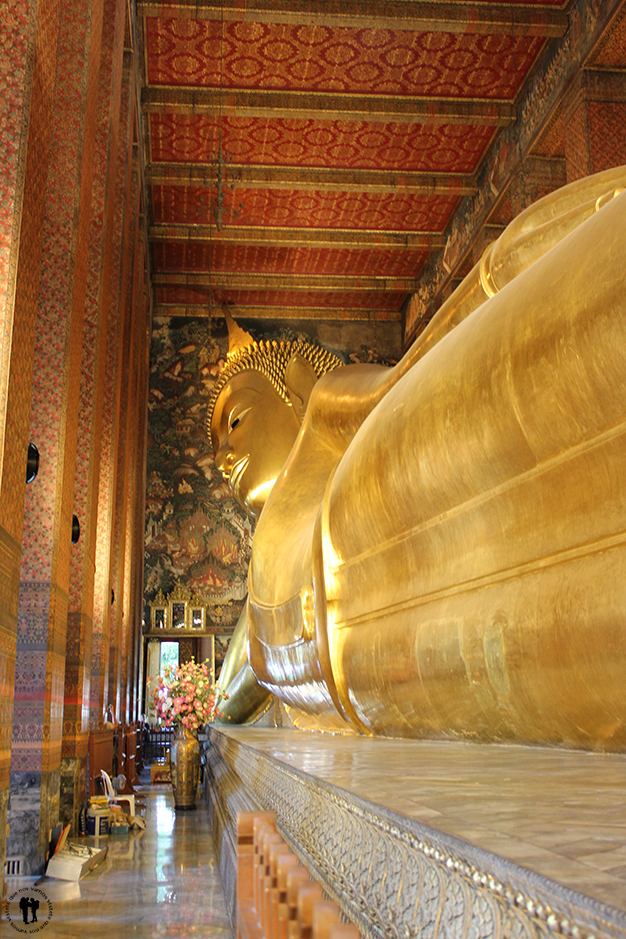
[{"x1": 152, "y1": 658, "x2": 219, "y2": 731}]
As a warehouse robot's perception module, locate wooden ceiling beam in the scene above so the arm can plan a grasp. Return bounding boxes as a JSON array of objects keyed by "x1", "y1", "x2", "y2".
[
  {"x1": 137, "y1": 0, "x2": 568, "y2": 38},
  {"x1": 142, "y1": 87, "x2": 516, "y2": 126},
  {"x1": 153, "y1": 304, "x2": 403, "y2": 322},
  {"x1": 146, "y1": 163, "x2": 477, "y2": 196},
  {"x1": 154, "y1": 271, "x2": 421, "y2": 291},
  {"x1": 149, "y1": 224, "x2": 447, "y2": 249}
]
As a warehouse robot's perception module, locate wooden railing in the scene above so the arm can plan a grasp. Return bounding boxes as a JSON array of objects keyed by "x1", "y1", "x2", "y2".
[{"x1": 237, "y1": 811, "x2": 360, "y2": 939}]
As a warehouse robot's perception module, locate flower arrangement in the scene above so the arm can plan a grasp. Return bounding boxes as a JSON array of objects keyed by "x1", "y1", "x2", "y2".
[{"x1": 152, "y1": 658, "x2": 219, "y2": 731}]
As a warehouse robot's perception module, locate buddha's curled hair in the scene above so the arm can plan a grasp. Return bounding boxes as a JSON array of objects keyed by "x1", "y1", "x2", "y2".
[{"x1": 206, "y1": 340, "x2": 343, "y2": 440}]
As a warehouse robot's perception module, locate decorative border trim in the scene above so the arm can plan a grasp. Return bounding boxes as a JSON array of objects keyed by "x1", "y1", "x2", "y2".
[{"x1": 207, "y1": 729, "x2": 626, "y2": 939}]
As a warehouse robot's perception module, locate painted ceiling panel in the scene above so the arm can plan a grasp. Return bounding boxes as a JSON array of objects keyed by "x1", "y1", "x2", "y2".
[
  {"x1": 146, "y1": 18, "x2": 543, "y2": 99},
  {"x1": 150, "y1": 114, "x2": 495, "y2": 173},
  {"x1": 140, "y1": 4, "x2": 565, "y2": 324},
  {"x1": 157, "y1": 284, "x2": 406, "y2": 311},
  {"x1": 153, "y1": 184, "x2": 458, "y2": 231},
  {"x1": 153, "y1": 242, "x2": 428, "y2": 278}
]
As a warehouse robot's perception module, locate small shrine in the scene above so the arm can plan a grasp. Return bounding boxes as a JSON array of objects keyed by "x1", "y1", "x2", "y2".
[{"x1": 146, "y1": 582, "x2": 210, "y2": 636}]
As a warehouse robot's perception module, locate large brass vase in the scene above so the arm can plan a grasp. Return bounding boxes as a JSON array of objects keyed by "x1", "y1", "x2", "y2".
[{"x1": 170, "y1": 725, "x2": 200, "y2": 810}]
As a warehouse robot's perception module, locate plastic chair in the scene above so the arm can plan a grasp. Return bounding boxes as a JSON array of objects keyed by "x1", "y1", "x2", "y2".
[{"x1": 100, "y1": 769, "x2": 136, "y2": 818}]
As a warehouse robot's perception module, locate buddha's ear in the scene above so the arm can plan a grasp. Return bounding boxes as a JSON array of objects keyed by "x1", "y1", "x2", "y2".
[{"x1": 285, "y1": 353, "x2": 317, "y2": 422}]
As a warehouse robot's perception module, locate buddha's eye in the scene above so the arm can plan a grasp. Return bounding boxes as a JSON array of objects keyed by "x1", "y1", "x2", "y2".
[{"x1": 228, "y1": 406, "x2": 251, "y2": 434}]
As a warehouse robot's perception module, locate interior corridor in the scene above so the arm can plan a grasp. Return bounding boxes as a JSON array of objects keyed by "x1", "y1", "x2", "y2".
[{"x1": 1, "y1": 781, "x2": 233, "y2": 938}]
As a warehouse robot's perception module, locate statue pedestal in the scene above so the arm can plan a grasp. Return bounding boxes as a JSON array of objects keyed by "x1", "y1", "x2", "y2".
[{"x1": 204, "y1": 726, "x2": 626, "y2": 939}]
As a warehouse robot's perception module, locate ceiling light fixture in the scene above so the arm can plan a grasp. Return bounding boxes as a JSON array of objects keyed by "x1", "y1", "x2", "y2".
[
  {"x1": 197, "y1": 1, "x2": 244, "y2": 340},
  {"x1": 197, "y1": 2, "x2": 243, "y2": 234}
]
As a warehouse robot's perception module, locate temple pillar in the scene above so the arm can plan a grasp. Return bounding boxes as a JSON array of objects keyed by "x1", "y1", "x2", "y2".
[
  {"x1": 115, "y1": 153, "x2": 147, "y2": 726},
  {"x1": 563, "y1": 69, "x2": 626, "y2": 182},
  {"x1": 0, "y1": 0, "x2": 64, "y2": 884},
  {"x1": 128, "y1": 245, "x2": 151, "y2": 725},
  {"x1": 106, "y1": 75, "x2": 140, "y2": 724},
  {"x1": 59, "y1": 0, "x2": 128, "y2": 828},
  {"x1": 7, "y1": 0, "x2": 106, "y2": 874},
  {"x1": 89, "y1": 52, "x2": 136, "y2": 731},
  {"x1": 199, "y1": 637, "x2": 215, "y2": 670}
]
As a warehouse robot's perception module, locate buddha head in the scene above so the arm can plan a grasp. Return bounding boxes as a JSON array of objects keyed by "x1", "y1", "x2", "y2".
[{"x1": 207, "y1": 314, "x2": 342, "y2": 517}]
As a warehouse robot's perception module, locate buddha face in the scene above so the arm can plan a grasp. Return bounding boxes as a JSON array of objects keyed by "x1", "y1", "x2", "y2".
[{"x1": 210, "y1": 370, "x2": 302, "y2": 517}]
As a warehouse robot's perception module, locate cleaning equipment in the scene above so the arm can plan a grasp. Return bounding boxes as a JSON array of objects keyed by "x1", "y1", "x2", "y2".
[{"x1": 87, "y1": 800, "x2": 110, "y2": 836}]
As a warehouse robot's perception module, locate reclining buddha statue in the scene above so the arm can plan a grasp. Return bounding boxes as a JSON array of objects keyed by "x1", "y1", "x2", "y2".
[{"x1": 209, "y1": 166, "x2": 626, "y2": 750}]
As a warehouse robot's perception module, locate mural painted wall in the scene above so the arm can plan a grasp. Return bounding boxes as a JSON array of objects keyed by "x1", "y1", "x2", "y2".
[
  {"x1": 144, "y1": 317, "x2": 248, "y2": 630},
  {"x1": 143, "y1": 315, "x2": 402, "y2": 636}
]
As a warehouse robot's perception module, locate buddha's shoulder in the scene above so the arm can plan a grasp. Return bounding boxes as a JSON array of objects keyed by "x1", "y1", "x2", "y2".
[{"x1": 306, "y1": 362, "x2": 395, "y2": 442}]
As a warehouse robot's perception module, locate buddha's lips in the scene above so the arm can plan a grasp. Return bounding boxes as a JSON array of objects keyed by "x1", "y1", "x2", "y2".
[{"x1": 230, "y1": 455, "x2": 249, "y2": 495}]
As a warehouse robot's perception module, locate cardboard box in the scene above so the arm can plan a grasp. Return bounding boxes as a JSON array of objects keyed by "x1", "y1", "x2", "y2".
[{"x1": 46, "y1": 843, "x2": 108, "y2": 881}]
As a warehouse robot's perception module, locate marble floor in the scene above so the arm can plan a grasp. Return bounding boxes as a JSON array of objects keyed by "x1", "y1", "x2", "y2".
[
  {"x1": 2, "y1": 780, "x2": 233, "y2": 938},
  {"x1": 219, "y1": 726, "x2": 626, "y2": 913}
]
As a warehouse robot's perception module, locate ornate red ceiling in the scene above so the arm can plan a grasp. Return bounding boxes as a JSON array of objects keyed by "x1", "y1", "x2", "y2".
[
  {"x1": 156, "y1": 285, "x2": 407, "y2": 311},
  {"x1": 138, "y1": 0, "x2": 568, "y2": 325},
  {"x1": 150, "y1": 115, "x2": 494, "y2": 173},
  {"x1": 153, "y1": 185, "x2": 457, "y2": 231},
  {"x1": 152, "y1": 243, "x2": 429, "y2": 278},
  {"x1": 146, "y1": 18, "x2": 543, "y2": 98}
]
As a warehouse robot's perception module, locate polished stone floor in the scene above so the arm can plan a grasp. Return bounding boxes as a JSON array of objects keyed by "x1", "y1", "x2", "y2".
[
  {"x1": 2, "y1": 781, "x2": 233, "y2": 938},
  {"x1": 220, "y1": 726, "x2": 626, "y2": 912}
]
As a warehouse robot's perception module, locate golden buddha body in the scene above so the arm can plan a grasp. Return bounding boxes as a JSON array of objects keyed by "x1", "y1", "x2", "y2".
[{"x1": 210, "y1": 167, "x2": 626, "y2": 749}]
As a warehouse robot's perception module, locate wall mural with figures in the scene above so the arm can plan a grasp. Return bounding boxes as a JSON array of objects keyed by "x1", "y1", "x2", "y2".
[
  {"x1": 143, "y1": 314, "x2": 401, "y2": 653},
  {"x1": 144, "y1": 316, "x2": 250, "y2": 634}
]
